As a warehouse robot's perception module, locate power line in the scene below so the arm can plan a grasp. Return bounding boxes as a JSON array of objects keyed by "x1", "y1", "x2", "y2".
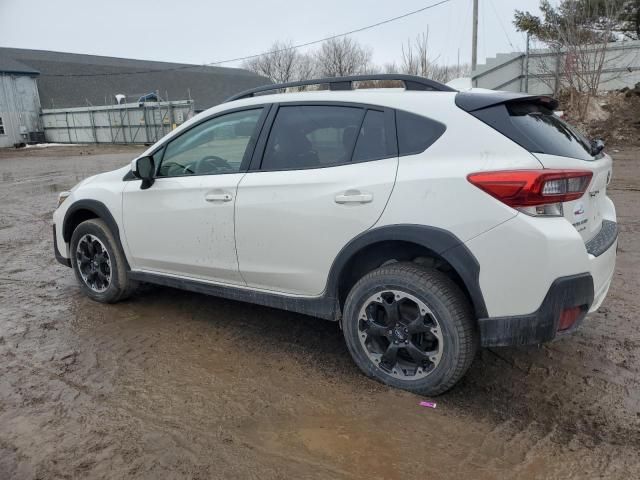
[
  {"x1": 488, "y1": 0, "x2": 518, "y2": 52},
  {"x1": 41, "y1": 0, "x2": 451, "y2": 78}
]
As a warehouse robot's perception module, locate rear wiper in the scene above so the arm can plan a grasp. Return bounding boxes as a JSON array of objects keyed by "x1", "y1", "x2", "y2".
[{"x1": 590, "y1": 138, "x2": 605, "y2": 156}]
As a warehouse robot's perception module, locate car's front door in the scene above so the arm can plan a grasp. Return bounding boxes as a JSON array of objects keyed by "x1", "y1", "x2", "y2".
[
  {"x1": 235, "y1": 104, "x2": 398, "y2": 296},
  {"x1": 122, "y1": 107, "x2": 266, "y2": 285}
]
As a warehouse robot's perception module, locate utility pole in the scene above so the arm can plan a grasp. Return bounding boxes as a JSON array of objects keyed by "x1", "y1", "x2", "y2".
[
  {"x1": 524, "y1": 32, "x2": 530, "y2": 93},
  {"x1": 471, "y1": 0, "x2": 479, "y2": 72}
]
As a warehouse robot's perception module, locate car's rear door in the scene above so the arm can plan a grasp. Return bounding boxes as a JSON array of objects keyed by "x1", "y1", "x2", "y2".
[
  {"x1": 122, "y1": 106, "x2": 267, "y2": 284},
  {"x1": 234, "y1": 103, "x2": 398, "y2": 296}
]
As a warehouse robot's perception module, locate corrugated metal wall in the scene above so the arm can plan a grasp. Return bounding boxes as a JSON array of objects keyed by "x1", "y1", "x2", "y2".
[
  {"x1": 41, "y1": 100, "x2": 194, "y2": 144},
  {"x1": 0, "y1": 74, "x2": 42, "y2": 148},
  {"x1": 472, "y1": 40, "x2": 640, "y2": 95}
]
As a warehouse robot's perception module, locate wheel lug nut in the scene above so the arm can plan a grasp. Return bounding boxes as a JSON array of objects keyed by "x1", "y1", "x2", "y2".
[
  {"x1": 404, "y1": 328, "x2": 408, "y2": 333},
  {"x1": 404, "y1": 340, "x2": 409, "y2": 344},
  {"x1": 394, "y1": 340, "x2": 398, "y2": 344},
  {"x1": 388, "y1": 329, "x2": 393, "y2": 335}
]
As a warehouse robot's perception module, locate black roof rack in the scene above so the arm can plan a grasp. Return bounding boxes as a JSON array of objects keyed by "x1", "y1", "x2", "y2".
[{"x1": 225, "y1": 74, "x2": 457, "y2": 102}]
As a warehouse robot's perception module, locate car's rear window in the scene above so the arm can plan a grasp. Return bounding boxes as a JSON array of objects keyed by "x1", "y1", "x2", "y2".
[{"x1": 472, "y1": 102, "x2": 597, "y2": 161}]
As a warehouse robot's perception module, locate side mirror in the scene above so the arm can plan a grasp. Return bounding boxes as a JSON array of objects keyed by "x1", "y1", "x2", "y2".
[
  {"x1": 591, "y1": 138, "x2": 605, "y2": 156},
  {"x1": 132, "y1": 156, "x2": 155, "y2": 190}
]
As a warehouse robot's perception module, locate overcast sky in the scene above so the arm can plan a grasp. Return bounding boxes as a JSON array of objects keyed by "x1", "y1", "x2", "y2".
[{"x1": 0, "y1": 0, "x2": 550, "y2": 69}]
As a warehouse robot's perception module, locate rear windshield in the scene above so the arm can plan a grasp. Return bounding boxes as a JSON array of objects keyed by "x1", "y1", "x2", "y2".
[{"x1": 472, "y1": 102, "x2": 597, "y2": 161}]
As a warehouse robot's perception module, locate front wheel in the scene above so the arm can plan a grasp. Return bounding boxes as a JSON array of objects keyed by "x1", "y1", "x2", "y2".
[
  {"x1": 342, "y1": 262, "x2": 478, "y2": 396},
  {"x1": 70, "y1": 218, "x2": 136, "y2": 303}
]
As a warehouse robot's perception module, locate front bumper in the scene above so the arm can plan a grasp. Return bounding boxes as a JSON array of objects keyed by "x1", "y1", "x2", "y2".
[
  {"x1": 478, "y1": 273, "x2": 594, "y2": 347},
  {"x1": 53, "y1": 225, "x2": 71, "y2": 267}
]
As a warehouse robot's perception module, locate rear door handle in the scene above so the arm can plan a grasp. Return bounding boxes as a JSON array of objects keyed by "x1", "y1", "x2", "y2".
[
  {"x1": 334, "y1": 191, "x2": 373, "y2": 204},
  {"x1": 205, "y1": 193, "x2": 233, "y2": 202}
]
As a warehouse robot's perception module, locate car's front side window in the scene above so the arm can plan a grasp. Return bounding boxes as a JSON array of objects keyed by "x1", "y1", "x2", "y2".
[{"x1": 157, "y1": 108, "x2": 263, "y2": 177}]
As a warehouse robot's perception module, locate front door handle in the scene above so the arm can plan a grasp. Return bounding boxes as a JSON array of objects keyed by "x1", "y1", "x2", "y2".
[
  {"x1": 334, "y1": 190, "x2": 373, "y2": 204},
  {"x1": 205, "y1": 193, "x2": 233, "y2": 202}
]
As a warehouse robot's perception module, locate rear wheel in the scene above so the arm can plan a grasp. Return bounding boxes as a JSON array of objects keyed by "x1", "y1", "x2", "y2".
[
  {"x1": 342, "y1": 262, "x2": 478, "y2": 396},
  {"x1": 70, "y1": 219, "x2": 136, "y2": 303}
]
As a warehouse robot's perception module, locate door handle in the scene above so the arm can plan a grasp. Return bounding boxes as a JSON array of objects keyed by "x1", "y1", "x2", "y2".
[
  {"x1": 334, "y1": 191, "x2": 373, "y2": 204},
  {"x1": 205, "y1": 193, "x2": 233, "y2": 202}
]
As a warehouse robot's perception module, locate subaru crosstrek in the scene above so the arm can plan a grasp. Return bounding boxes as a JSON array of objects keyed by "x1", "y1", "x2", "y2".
[{"x1": 53, "y1": 75, "x2": 618, "y2": 395}]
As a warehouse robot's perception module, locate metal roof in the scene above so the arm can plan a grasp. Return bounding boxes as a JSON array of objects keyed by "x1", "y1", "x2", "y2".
[
  {"x1": 0, "y1": 55, "x2": 40, "y2": 75},
  {"x1": 0, "y1": 48, "x2": 270, "y2": 110}
]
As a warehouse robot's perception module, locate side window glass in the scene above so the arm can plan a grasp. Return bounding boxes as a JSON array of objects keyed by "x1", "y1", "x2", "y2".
[
  {"x1": 158, "y1": 108, "x2": 263, "y2": 177},
  {"x1": 396, "y1": 110, "x2": 446, "y2": 156},
  {"x1": 352, "y1": 110, "x2": 388, "y2": 162},
  {"x1": 261, "y1": 106, "x2": 364, "y2": 170}
]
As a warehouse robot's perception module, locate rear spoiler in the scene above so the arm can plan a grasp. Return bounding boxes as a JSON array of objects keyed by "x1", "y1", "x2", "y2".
[{"x1": 455, "y1": 91, "x2": 559, "y2": 112}]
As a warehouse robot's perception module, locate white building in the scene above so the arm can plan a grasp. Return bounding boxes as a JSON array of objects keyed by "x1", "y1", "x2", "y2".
[{"x1": 0, "y1": 57, "x2": 42, "y2": 148}]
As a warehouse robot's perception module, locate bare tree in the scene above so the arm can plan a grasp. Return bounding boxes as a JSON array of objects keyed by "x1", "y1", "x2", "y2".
[
  {"x1": 242, "y1": 40, "x2": 308, "y2": 84},
  {"x1": 382, "y1": 62, "x2": 400, "y2": 74},
  {"x1": 401, "y1": 32, "x2": 434, "y2": 77},
  {"x1": 243, "y1": 34, "x2": 468, "y2": 90},
  {"x1": 314, "y1": 37, "x2": 372, "y2": 77},
  {"x1": 430, "y1": 63, "x2": 472, "y2": 83},
  {"x1": 295, "y1": 52, "x2": 317, "y2": 81},
  {"x1": 515, "y1": 0, "x2": 628, "y2": 118},
  {"x1": 397, "y1": 31, "x2": 469, "y2": 83}
]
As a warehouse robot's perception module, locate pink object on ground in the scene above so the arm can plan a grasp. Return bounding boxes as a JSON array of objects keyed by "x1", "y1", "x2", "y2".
[{"x1": 419, "y1": 401, "x2": 437, "y2": 409}]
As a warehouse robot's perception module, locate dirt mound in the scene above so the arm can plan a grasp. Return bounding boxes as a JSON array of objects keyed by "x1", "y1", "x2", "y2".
[{"x1": 561, "y1": 87, "x2": 640, "y2": 148}]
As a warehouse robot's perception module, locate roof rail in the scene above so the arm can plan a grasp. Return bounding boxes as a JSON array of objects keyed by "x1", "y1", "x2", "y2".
[{"x1": 225, "y1": 74, "x2": 457, "y2": 102}]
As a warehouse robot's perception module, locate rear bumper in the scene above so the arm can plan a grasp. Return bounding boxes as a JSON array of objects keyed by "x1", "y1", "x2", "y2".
[
  {"x1": 476, "y1": 223, "x2": 617, "y2": 347},
  {"x1": 479, "y1": 273, "x2": 594, "y2": 347},
  {"x1": 53, "y1": 225, "x2": 71, "y2": 267},
  {"x1": 587, "y1": 225, "x2": 617, "y2": 313}
]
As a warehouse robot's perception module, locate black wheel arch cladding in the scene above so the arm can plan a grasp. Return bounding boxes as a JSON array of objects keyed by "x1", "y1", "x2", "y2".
[
  {"x1": 327, "y1": 224, "x2": 488, "y2": 319},
  {"x1": 60, "y1": 206, "x2": 487, "y2": 322},
  {"x1": 62, "y1": 199, "x2": 130, "y2": 270}
]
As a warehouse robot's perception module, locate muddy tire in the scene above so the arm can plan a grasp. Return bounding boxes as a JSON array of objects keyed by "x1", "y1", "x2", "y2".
[
  {"x1": 70, "y1": 219, "x2": 137, "y2": 303},
  {"x1": 343, "y1": 262, "x2": 478, "y2": 396}
]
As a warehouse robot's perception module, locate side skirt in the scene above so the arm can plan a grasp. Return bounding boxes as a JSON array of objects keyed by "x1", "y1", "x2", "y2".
[{"x1": 128, "y1": 271, "x2": 338, "y2": 321}]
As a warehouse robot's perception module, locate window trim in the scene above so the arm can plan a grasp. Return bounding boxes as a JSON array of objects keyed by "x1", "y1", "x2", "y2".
[
  {"x1": 248, "y1": 101, "x2": 398, "y2": 173},
  {"x1": 152, "y1": 104, "x2": 272, "y2": 179}
]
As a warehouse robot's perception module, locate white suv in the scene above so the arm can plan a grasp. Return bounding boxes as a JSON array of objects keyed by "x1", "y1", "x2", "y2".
[{"x1": 53, "y1": 75, "x2": 617, "y2": 395}]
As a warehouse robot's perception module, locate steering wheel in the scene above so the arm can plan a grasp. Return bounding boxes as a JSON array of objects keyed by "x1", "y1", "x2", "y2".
[
  {"x1": 163, "y1": 161, "x2": 194, "y2": 176},
  {"x1": 195, "y1": 155, "x2": 232, "y2": 174}
]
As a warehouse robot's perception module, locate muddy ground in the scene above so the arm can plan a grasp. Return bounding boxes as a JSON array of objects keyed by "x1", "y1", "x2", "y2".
[{"x1": 0, "y1": 144, "x2": 639, "y2": 479}]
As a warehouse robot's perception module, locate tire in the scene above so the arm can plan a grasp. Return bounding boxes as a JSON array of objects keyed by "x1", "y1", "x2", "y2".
[
  {"x1": 343, "y1": 262, "x2": 478, "y2": 396},
  {"x1": 70, "y1": 218, "x2": 137, "y2": 303}
]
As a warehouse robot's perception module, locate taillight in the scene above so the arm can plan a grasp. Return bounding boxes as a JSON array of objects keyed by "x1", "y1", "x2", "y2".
[{"x1": 467, "y1": 170, "x2": 592, "y2": 217}]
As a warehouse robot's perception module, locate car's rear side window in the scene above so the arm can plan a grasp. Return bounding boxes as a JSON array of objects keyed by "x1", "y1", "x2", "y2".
[
  {"x1": 261, "y1": 105, "x2": 365, "y2": 170},
  {"x1": 395, "y1": 110, "x2": 446, "y2": 156}
]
